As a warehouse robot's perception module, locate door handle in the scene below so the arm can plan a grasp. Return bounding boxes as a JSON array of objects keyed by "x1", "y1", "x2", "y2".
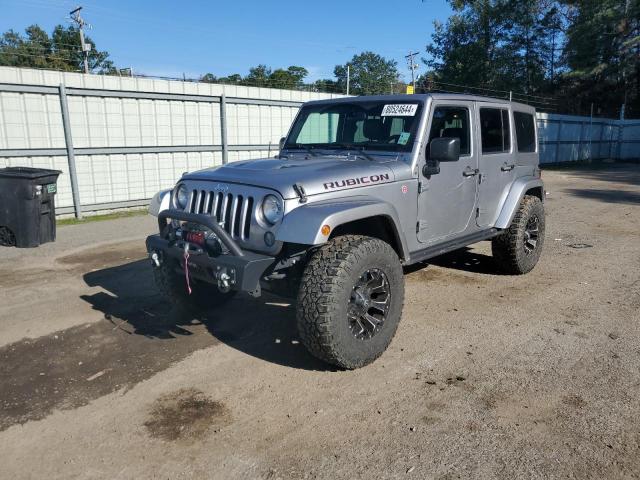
[
  {"x1": 463, "y1": 168, "x2": 479, "y2": 177},
  {"x1": 501, "y1": 164, "x2": 515, "y2": 171}
]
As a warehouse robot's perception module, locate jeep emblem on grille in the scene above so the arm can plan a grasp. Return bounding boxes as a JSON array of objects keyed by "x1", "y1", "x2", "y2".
[{"x1": 213, "y1": 183, "x2": 230, "y2": 192}]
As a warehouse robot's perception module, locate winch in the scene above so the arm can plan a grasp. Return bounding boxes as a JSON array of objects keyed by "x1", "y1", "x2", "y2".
[{"x1": 173, "y1": 225, "x2": 230, "y2": 257}]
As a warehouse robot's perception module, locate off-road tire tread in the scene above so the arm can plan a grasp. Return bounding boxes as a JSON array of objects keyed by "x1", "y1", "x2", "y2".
[
  {"x1": 492, "y1": 195, "x2": 545, "y2": 275},
  {"x1": 296, "y1": 235, "x2": 404, "y2": 369}
]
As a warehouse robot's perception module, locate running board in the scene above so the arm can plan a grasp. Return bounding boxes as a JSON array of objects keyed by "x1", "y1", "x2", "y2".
[{"x1": 407, "y1": 228, "x2": 500, "y2": 265}]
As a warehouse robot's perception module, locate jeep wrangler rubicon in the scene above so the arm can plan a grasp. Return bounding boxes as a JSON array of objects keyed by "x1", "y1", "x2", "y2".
[{"x1": 146, "y1": 94, "x2": 545, "y2": 369}]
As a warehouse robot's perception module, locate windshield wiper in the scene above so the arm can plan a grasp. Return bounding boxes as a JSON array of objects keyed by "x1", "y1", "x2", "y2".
[
  {"x1": 334, "y1": 143, "x2": 376, "y2": 162},
  {"x1": 288, "y1": 143, "x2": 318, "y2": 157}
]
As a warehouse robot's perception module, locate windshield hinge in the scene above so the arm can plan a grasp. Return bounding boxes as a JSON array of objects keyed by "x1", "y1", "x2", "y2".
[{"x1": 293, "y1": 183, "x2": 308, "y2": 203}]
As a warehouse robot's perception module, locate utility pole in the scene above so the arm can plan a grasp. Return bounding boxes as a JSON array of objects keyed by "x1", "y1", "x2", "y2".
[
  {"x1": 346, "y1": 64, "x2": 350, "y2": 95},
  {"x1": 405, "y1": 51, "x2": 419, "y2": 93},
  {"x1": 69, "y1": 6, "x2": 90, "y2": 74}
]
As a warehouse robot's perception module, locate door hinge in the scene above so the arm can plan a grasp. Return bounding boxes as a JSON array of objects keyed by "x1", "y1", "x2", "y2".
[
  {"x1": 417, "y1": 220, "x2": 428, "y2": 232},
  {"x1": 418, "y1": 181, "x2": 423, "y2": 194},
  {"x1": 475, "y1": 207, "x2": 480, "y2": 218}
]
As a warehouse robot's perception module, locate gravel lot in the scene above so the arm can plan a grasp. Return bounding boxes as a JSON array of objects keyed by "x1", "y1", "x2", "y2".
[{"x1": 0, "y1": 163, "x2": 638, "y2": 480}]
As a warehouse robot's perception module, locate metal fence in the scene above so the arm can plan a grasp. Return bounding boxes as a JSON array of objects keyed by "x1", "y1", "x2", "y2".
[
  {"x1": 0, "y1": 67, "x2": 341, "y2": 217},
  {"x1": 537, "y1": 112, "x2": 640, "y2": 164},
  {"x1": 0, "y1": 67, "x2": 638, "y2": 218}
]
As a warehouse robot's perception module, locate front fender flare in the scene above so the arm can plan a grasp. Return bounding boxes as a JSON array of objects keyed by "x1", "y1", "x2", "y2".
[
  {"x1": 276, "y1": 196, "x2": 408, "y2": 259},
  {"x1": 148, "y1": 189, "x2": 171, "y2": 217},
  {"x1": 494, "y1": 177, "x2": 544, "y2": 229}
]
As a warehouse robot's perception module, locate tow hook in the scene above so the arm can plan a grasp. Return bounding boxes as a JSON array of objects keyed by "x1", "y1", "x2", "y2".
[
  {"x1": 151, "y1": 251, "x2": 161, "y2": 267},
  {"x1": 216, "y1": 267, "x2": 235, "y2": 293}
]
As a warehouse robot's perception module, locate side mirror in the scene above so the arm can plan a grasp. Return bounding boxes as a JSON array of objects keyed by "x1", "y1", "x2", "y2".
[
  {"x1": 430, "y1": 137, "x2": 460, "y2": 162},
  {"x1": 422, "y1": 137, "x2": 460, "y2": 177},
  {"x1": 279, "y1": 137, "x2": 286, "y2": 151}
]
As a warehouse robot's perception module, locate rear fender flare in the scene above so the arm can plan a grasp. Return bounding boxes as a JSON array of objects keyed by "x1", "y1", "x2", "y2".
[{"x1": 494, "y1": 177, "x2": 544, "y2": 229}]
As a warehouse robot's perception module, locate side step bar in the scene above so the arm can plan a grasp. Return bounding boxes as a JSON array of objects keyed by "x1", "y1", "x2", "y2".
[{"x1": 407, "y1": 228, "x2": 500, "y2": 265}]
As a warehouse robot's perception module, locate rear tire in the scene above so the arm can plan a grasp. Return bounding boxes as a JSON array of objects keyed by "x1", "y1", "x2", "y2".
[
  {"x1": 492, "y1": 195, "x2": 545, "y2": 274},
  {"x1": 152, "y1": 259, "x2": 236, "y2": 312},
  {"x1": 296, "y1": 235, "x2": 405, "y2": 369}
]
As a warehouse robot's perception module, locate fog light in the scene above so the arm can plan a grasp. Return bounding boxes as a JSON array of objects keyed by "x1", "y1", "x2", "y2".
[{"x1": 264, "y1": 231, "x2": 275, "y2": 246}]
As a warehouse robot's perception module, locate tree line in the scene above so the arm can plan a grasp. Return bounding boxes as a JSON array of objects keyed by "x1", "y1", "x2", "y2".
[
  {"x1": 422, "y1": 0, "x2": 640, "y2": 117},
  {"x1": 0, "y1": 25, "x2": 115, "y2": 74},
  {"x1": 1, "y1": 0, "x2": 638, "y2": 117}
]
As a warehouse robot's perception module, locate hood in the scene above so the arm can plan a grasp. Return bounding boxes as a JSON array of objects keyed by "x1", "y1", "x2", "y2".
[{"x1": 183, "y1": 155, "x2": 412, "y2": 199}]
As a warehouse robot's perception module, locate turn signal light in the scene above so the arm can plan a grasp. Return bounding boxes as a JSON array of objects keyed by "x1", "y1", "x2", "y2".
[{"x1": 321, "y1": 225, "x2": 331, "y2": 236}]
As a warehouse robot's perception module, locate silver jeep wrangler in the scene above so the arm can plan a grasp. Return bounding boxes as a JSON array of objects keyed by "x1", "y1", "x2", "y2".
[{"x1": 146, "y1": 94, "x2": 545, "y2": 369}]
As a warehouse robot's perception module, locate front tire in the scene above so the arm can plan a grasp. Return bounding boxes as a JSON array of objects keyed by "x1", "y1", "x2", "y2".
[
  {"x1": 296, "y1": 235, "x2": 405, "y2": 369},
  {"x1": 492, "y1": 195, "x2": 545, "y2": 274},
  {"x1": 152, "y1": 259, "x2": 236, "y2": 312},
  {"x1": 0, "y1": 226, "x2": 16, "y2": 247}
]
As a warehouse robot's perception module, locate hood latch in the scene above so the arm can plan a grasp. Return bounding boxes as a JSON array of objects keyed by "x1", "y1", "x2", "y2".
[{"x1": 293, "y1": 183, "x2": 308, "y2": 204}]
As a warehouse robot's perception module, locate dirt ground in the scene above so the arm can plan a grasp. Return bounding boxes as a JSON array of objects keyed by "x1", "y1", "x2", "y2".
[{"x1": 0, "y1": 163, "x2": 638, "y2": 480}]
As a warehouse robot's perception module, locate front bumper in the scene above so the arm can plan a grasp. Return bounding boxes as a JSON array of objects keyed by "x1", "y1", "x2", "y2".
[{"x1": 145, "y1": 209, "x2": 275, "y2": 296}]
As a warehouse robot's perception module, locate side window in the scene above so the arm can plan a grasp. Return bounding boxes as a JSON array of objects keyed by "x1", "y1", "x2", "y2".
[
  {"x1": 427, "y1": 106, "x2": 471, "y2": 156},
  {"x1": 480, "y1": 108, "x2": 510, "y2": 154},
  {"x1": 514, "y1": 111, "x2": 536, "y2": 152}
]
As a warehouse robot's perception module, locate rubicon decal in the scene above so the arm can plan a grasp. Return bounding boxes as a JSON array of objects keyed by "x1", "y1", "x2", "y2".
[{"x1": 323, "y1": 173, "x2": 391, "y2": 190}]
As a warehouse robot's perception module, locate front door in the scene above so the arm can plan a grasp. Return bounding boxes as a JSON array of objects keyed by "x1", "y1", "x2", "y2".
[
  {"x1": 417, "y1": 101, "x2": 479, "y2": 244},
  {"x1": 476, "y1": 105, "x2": 516, "y2": 227}
]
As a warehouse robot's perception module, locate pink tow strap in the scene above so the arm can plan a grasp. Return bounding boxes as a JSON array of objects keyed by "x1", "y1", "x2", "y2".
[{"x1": 183, "y1": 242, "x2": 192, "y2": 295}]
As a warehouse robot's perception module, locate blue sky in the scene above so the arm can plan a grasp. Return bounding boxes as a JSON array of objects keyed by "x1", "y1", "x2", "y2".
[{"x1": 1, "y1": 0, "x2": 453, "y2": 82}]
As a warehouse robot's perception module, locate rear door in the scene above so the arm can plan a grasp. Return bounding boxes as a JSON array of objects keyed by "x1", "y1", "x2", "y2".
[{"x1": 476, "y1": 105, "x2": 516, "y2": 227}]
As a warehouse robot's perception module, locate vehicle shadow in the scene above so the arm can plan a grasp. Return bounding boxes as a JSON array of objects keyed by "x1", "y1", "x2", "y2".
[
  {"x1": 563, "y1": 188, "x2": 640, "y2": 205},
  {"x1": 544, "y1": 162, "x2": 640, "y2": 188},
  {"x1": 81, "y1": 259, "x2": 332, "y2": 371},
  {"x1": 405, "y1": 246, "x2": 503, "y2": 276}
]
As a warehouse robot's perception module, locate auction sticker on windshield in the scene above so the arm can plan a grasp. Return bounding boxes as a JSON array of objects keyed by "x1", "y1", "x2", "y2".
[{"x1": 381, "y1": 104, "x2": 418, "y2": 116}]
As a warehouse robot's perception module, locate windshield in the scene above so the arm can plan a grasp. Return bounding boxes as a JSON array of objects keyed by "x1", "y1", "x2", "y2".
[{"x1": 285, "y1": 101, "x2": 424, "y2": 153}]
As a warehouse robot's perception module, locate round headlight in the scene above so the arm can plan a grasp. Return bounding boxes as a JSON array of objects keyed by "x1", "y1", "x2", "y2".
[
  {"x1": 262, "y1": 194, "x2": 283, "y2": 225},
  {"x1": 174, "y1": 184, "x2": 189, "y2": 209}
]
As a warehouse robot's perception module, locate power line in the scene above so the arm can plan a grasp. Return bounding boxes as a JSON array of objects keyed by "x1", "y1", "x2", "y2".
[
  {"x1": 0, "y1": 51, "x2": 80, "y2": 61},
  {"x1": 425, "y1": 79, "x2": 558, "y2": 105},
  {"x1": 429, "y1": 79, "x2": 558, "y2": 102}
]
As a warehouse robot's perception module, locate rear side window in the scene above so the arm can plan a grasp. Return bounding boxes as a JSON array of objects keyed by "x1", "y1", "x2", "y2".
[
  {"x1": 480, "y1": 108, "x2": 510, "y2": 154},
  {"x1": 514, "y1": 112, "x2": 536, "y2": 152},
  {"x1": 427, "y1": 106, "x2": 471, "y2": 156}
]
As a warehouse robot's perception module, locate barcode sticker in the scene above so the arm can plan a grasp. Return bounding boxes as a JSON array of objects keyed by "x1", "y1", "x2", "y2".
[{"x1": 381, "y1": 104, "x2": 418, "y2": 116}]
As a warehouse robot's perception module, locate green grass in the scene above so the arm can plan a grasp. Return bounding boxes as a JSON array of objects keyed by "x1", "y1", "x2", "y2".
[{"x1": 57, "y1": 208, "x2": 148, "y2": 226}]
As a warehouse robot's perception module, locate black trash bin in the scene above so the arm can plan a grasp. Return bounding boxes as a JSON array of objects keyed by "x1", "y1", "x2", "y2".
[{"x1": 0, "y1": 167, "x2": 62, "y2": 248}]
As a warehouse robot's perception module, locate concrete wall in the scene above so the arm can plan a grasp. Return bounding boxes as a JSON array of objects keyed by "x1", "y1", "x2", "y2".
[{"x1": 1, "y1": 67, "x2": 638, "y2": 216}]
